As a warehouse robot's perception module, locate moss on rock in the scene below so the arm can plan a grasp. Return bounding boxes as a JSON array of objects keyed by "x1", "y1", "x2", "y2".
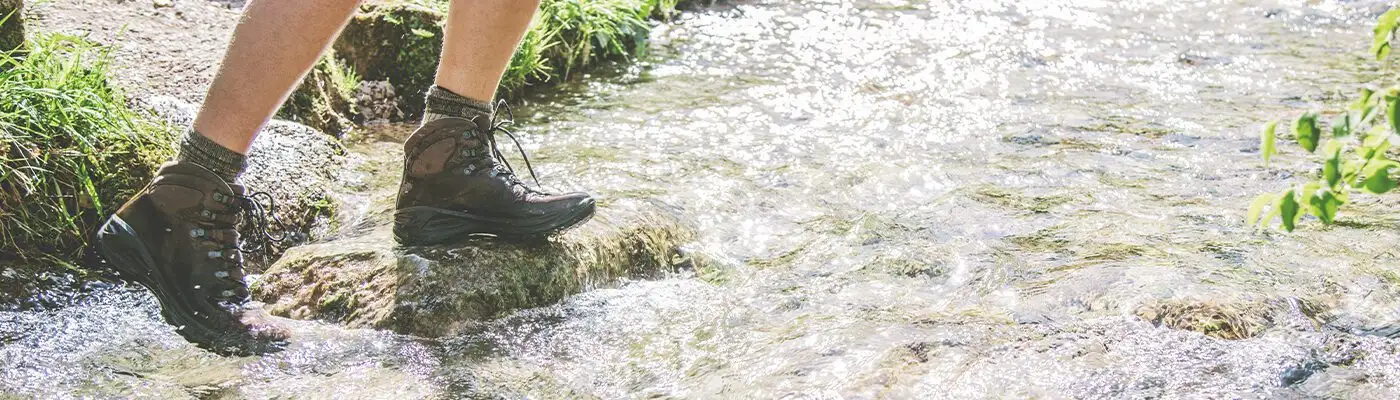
[
  {"x1": 333, "y1": 2, "x2": 445, "y2": 119},
  {"x1": 0, "y1": 0, "x2": 22, "y2": 52},
  {"x1": 277, "y1": 54, "x2": 359, "y2": 137},
  {"x1": 252, "y1": 201, "x2": 699, "y2": 337},
  {"x1": 330, "y1": 0, "x2": 695, "y2": 119}
]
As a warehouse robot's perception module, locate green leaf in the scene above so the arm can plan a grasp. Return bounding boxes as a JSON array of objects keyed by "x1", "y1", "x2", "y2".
[
  {"x1": 1362, "y1": 104, "x2": 1378, "y2": 125},
  {"x1": 1260, "y1": 197, "x2": 1283, "y2": 229},
  {"x1": 1362, "y1": 161, "x2": 1400, "y2": 194},
  {"x1": 1261, "y1": 120, "x2": 1277, "y2": 166},
  {"x1": 1352, "y1": 87, "x2": 1376, "y2": 111},
  {"x1": 1366, "y1": 125, "x2": 1388, "y2": 151},
  {"x1": 1279, "y1": 189, "x2": 1301, "y2": 232},
  {"x1": 1343, "y1": 159, "x2": 1365, "y2": 183},
  {"x1": 1307, "y1": 189, "x2": 1341, "y2": 225},
  {"x1": 1295, "y1": 111, "x2": 1320, "y2": 153},
  {"x1": 1332, "y1": 113, "x2": 1352, "y2": 138},
  {"x1": 1361, "y1": 131, "x2": 1392, "y2": 162},
  {"x1": 1247, "y1": 193, "x2": 1275, "y2": 226},
  {"x1": 1374, "y1": 9, "x2": 1400, "y2": 60},
  {"x1": 1389, "y1": 93, "x2": 1400, "y2": 135},
  {"x1": 1323, "y1": 140, "x2": 1344, "y2": 188}
]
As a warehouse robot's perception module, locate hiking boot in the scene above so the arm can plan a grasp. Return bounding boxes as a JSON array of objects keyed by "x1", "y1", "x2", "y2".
[
  {"x1": 393, "y1": 109, "x2": 595, "y2": 245},
  {"x1": 96, "y1": 161, "x2": 288, "y2": 356}
]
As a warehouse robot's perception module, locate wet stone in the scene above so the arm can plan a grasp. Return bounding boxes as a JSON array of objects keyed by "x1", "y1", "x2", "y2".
[
  {"x1": 1280, "y1": 361, "x2": 1327, "y2": 387},
  {"x1": 251, "y1": 201, "x2": 698, "y2": 337}
]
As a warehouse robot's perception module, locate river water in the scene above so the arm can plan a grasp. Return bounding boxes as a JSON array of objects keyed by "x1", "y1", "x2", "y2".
[{"x1": 6, "y1": 0, "x2": 1400, "y2": 398}]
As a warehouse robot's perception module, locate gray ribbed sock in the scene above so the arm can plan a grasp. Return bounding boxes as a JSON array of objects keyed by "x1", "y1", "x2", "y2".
[
  {"x1": 422, "y1": 85, "x2": 493, "y2": 125},
  {"x1": 176, "y1": 129, "x2": 246, "y2": 182}
]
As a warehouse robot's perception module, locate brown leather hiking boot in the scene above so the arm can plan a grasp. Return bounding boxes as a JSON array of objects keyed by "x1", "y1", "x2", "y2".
[
  {"x1": 393, "y1": 111, "x2": 595, "y2": 245},
  {"x1": 96, "y1": 161, "x2": 288, "y2": 356}
]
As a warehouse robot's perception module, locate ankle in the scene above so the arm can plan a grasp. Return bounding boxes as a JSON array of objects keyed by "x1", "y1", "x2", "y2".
[
  {"x1": 176, "y1": 129, "x2": 246, "y2": 182},
  {"x1": 421, "y1": 85, "x2": 493, "y2": 125}
]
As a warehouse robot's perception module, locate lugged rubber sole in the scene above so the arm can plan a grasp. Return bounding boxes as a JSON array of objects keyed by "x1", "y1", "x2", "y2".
[
  {"x1": 97, "y1": 216, "x2": 276, "y2": 356},
  {"x1": 393, "y1": 198, "x2": 596, "y2": 246}
]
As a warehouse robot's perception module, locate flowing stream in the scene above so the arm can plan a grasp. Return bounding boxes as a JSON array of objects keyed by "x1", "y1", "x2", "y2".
[{"x1": 7, "y1": 0, "x2": 1400, "y2": 398}]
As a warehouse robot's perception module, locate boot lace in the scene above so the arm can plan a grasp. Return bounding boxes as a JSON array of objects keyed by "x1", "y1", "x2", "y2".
[
  {"x1": 193, "y1": 190, "x2": 288, "y2": 302},
  {"x1": 483, "y1": 100, "x2": 545, "y2": 194}
]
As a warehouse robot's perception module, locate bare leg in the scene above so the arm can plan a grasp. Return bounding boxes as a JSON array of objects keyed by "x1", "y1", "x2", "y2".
[
  {"x1": 435, "y1": 0, "x2": 542, "y2": 101},
  {"x1": 193, "y1": 0, "x2": 364, "y2": 154}
]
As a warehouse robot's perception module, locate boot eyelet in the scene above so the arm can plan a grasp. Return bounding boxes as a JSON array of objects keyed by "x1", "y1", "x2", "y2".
[
  {"x1": 214, "y1": 270, "x2": 229, "y2": 279},
  {"x1": 212, "y1": 193, "x2": 225, "y2": 203},
  {"x1": 190, "y1": 228, "x2": 205, "y2": 238},
  {"x1": 221, "y1": 290, "x2": 235, "y2": 298},
  {"x1": 201, "y1": 210, "x2": 215, "y2": 220},
  {"x1": 208, "y1": 251, "x2": 222, "y2": 259}
]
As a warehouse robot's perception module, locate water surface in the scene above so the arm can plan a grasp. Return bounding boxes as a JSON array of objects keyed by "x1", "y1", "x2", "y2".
[{"x1": 6, "y1": 0, "x2": 1400, "y2": 398}]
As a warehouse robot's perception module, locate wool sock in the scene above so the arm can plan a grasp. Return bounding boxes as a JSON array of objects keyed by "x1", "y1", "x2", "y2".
[
  {"x1": 176, "y1": 129, "x2": 246, "y2": 182},
  {"x1": 421, "y1": 85, "x2": 493, "y2": 125}
]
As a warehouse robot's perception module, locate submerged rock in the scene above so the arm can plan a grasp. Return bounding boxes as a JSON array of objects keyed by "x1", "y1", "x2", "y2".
[
  {"x1": 1134, "y1": 297, "x2": 1326, "y2": 340},
  {"x1": 252, "y1": 201, "x2": 698, "y2": 337}
]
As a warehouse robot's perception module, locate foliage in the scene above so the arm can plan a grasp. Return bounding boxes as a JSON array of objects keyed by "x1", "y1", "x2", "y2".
[
  {"x1": 0, "y1": 33, "x2": 175, "y2": 264},
  {"x1": 1250, "y1": 8, "x2": 1400, "y2": 231},
  {"x1": 403, "y1": 0, "x2": 686, "y2": 94},
  {"x1": 278, "y1": 52, "x2": 359, "y2": 136},
  {"x1": 341, "y1": 0, "x2": 689, "y2": 118},
  {"x1": 325, "y1": 55, "x2": 361, "y2": 100},
  {"x1": 507, "y1": 0, "x2": 658, "y2": 89}
]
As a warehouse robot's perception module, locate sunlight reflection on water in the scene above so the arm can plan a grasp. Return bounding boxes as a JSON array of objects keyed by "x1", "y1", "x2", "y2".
[{"x1": 6, "y1": 0, "x2": 1400, "y2": 398}]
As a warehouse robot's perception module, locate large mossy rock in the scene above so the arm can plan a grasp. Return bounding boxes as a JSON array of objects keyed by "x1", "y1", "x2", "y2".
[
  {"x1": 333, "y1": 2, "x2": 444, "y2": 119},
  {"x1": 0, "y1": 0, "x2": 21, "y2": 51},
  {"x1": 278, "y1": 1, "x2": 441, "y2": 130},
  {"x1": 251, "y1": 201, "x2": 697, "y2": 337}
]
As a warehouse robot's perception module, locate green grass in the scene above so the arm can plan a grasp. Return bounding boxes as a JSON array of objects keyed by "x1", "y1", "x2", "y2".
[
  {"x1": 401, "y1": 0, "x2": 690, "y2": 94},
  {"x1": 504, "y1": 0, "x2": 661, "y2": 91},
  {"x1": 0, "y1": 33, "x2": 176, "y2": 264},
  {"x1": 325, "y1": 55, "x2": 361, "y2": 100}
]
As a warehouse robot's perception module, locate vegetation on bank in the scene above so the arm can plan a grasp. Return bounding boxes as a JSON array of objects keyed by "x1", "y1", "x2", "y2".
[
  {"x1": 413, "y1": 0, "x2": 688, "y2": 92},
  {"x1": 1249, "y1": 8, "x2": 1400, "y2": 231},
  {"x1": 0, "y1": 33, "x2": 175, "y2": 265},
  {"x1": 504, "y1": 0, "x2": 687, "y2": 90},
  {"x1": 284, "y1": 0, "x2": 696, "y2": 126}
]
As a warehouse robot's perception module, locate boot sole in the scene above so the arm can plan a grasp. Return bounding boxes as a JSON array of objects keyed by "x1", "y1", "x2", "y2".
[
  {"x1": 393, "y1": 198, "x2": 596, "y2": 246},
  {"x1": 97, "y1": 216, "x2": 267, "y2": 356}
]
